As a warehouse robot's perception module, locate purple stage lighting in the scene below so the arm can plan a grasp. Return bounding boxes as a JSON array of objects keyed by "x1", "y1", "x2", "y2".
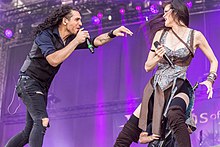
[
  {"x1": 97, "y1": 12, "x2": 103, "y2": 19},
  {"x1": 4, "y1": 28, "x2": 13, "y2": 39},
  {"x1": 119, "y1": 8, "x2": 125, "y2": 15},
  {"x1": 186, "y1": 1, "x2": 193, "y2": 8},
  {"x1": 158, "y1": 1, "x2": 162, "y2": 6},
  {"x1": 91, "y1": 16, "x2": 101, "y2": 25},
  {"x1": 135, "y1": 5, "x2": 141, "y2": 11},
  {"x1": 150, "y1": 4, "x2": 159, "y2": 14}
]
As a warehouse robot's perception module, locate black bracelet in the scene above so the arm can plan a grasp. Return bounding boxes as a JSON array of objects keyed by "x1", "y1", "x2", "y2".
[
  {"x1": 207, "y1": 78, "x2": 214, "y2": 84},
  {"x1": 206, "y1": 72, "x2": 217, "y2": 84},
  {"x1": 208, "y1": 72, "x2": 217, "y2": 80},
  {"x1": 108, "y1": 30, "x2": 116, "y2": 38},
  {"x1": 150, "y1": 49, "x2": 155, "y2": 52}
]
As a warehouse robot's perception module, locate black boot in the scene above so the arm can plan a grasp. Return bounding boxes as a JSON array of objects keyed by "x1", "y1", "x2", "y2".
[
  {"x1": 114, "y1": 114, "x2": 142, "y2": 147},
  {"x1": 167, "y1": 105, "x2": 191, "y2": 147}
]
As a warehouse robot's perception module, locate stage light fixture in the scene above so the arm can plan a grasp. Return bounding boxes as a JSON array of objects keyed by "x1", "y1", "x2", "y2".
[
  {"x1": 4, "y1": 28, "x2": 13, "y2": 39},
  {"x1": 119, "y1": 8, "x2": 125, "y2": 15},
  {"x1": 135, "y1": 5, "x2": 142, "y2": 11},
  {"x1": 91, "y1": 16, "x2": 101, "y2": 25},
  {"x1": 97, "y1": 12, "x2": 103, "y2": 19},
  {"x1": 150, "y1": 4, "x2": 159, "y2": 14},
  {"x1": 108, "y1": 15, "x2": 112, "y2": 21},
  {"x1": 186, "y1": 1, "x2": 193, "y2": 9}
]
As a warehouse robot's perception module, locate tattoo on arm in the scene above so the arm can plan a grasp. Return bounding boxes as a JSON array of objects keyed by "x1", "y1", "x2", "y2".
[
  {"x1": 94, "y1": 33, "x2": 114, "y2": 46},
  {"x1": 98, "y1": 33, "x2": 112, "y2": 44}
]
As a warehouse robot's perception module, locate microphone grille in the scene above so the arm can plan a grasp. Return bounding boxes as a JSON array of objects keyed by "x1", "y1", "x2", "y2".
[{"x1": 154, "y1": 41, "x2": 160, "y2": 48}]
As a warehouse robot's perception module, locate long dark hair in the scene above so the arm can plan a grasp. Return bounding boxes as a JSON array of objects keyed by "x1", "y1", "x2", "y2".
[
  {"x1": 146, "y1": 0, "x2": 189, "y2": 45},
  {"x1": 166, "y1": 0, "x2": 189, "y2": 27},
  {"x1": 34, "y1": 5, "x2": 78, "y2": 36}
]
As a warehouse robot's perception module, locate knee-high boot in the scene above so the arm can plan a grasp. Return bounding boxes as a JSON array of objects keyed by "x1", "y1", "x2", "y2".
[
  {"x1": 167, "y1": 106, "x2": 191, "y2": 147},
  {"x1": 114, "y1": 114, "x2": 142, "y2": 147}
]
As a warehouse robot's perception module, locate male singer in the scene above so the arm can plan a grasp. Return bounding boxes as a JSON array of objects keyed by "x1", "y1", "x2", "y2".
[{"x1": 5, "y1": 5, "x2": 133, "y2": 147}]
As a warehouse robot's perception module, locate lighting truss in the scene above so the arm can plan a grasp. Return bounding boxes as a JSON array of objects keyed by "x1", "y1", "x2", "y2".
[
  {"x1": 2, "y1": 87, "x2": 220, "y2": 125},
  {"x1": 2, "y1": 97, "x2": 142, "y2": 125},
  {"x1": 0, "y1": 0, "x2": 220, "y2": 47}
]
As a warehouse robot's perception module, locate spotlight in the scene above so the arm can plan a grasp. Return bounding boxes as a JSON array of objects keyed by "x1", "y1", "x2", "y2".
[
  {"x1": 186, "y1": 1, "x2": 193, "y2": 8},
  {"x1": 18, "y1": 29, "x2": 22, "y2": 33},
  {"x1": 143, "y1": 0, "x2": 150, "y2": 8},
  {"x1": 91, "y1": 16, "x2": 101, "y2": 25},
  {"x1": 119, "y1": 8, "x2": 125, "y2": 15},
  {"x1": 97, "y1": 12, "x2": 103, "y2": 19},
  {"x1": 135, "y1": 5, "x2": 142, "y2": 11},
  {"x1": 108, "y1": 15, "x2": 112, "y2": 21},
  {"x1": 150, "y1": 4, "x2": 159, "y2": 14},
  {"x1": 4, "y1": 29, "x2": 13, "y2": 39},
  {"x1": 158, "y1": 1, "x2": 163, "y2": 6}
]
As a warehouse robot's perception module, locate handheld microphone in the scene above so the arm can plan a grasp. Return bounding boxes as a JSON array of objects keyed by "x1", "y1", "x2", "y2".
[
  {"x1": 154, "y1": 41, "x2": 174, "y2": 68},
  {"x1": 86, "y1": 38, "x2": 94, "y2": 54}
]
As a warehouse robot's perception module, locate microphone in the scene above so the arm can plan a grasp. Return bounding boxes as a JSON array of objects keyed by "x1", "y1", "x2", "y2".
[
  {"x1": 154, "y1": 41, "x2": 174, "y2": 68},
  {"x1": 86, "y1": 38, "x2": 94, "y2": 54}
]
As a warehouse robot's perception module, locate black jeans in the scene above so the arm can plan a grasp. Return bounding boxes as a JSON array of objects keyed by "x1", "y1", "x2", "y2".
[{"x1": 5, "y1": 76, "x2": 48, "y2": 147}]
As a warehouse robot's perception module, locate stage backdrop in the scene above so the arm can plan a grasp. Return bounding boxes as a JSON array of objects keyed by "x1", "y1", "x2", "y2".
[{"x1": 0, "y1": 11, "x2": 220, "y2": 147}]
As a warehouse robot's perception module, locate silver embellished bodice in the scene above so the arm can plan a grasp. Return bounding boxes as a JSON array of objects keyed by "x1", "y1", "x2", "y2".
[{"x1": 153, "y1": 30, "x2": 194, "y2": 91}]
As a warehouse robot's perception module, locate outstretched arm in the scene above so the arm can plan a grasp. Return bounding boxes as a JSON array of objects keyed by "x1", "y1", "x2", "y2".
[
  {"x1": 93, "y1": 26, "x2": 133, "y2": 47},
  {"x1": 196, "y1": 30, "x2": 218, "y2": 99}
]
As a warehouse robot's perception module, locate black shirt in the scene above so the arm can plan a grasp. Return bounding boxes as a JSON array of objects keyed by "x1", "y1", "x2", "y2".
[{"x1": 20, "y1": 26, "x2": 95, "y2": 89}]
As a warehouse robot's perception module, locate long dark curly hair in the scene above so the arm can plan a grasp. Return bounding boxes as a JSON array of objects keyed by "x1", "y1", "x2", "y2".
[
  {"x1": 146, "y1": 0, "x2": 189, "y2": 45},
  {"x1": 34, "y1": 5, "x2": 79, "y2": 36}
]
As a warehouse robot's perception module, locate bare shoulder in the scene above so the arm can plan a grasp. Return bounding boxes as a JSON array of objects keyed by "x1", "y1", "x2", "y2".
[
  {"x1": 192, "y1": 29, "x2": 205, "y2": 46},
  {"x1": 194, "y1": 30, "x2": 204, "y2": 40}
]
